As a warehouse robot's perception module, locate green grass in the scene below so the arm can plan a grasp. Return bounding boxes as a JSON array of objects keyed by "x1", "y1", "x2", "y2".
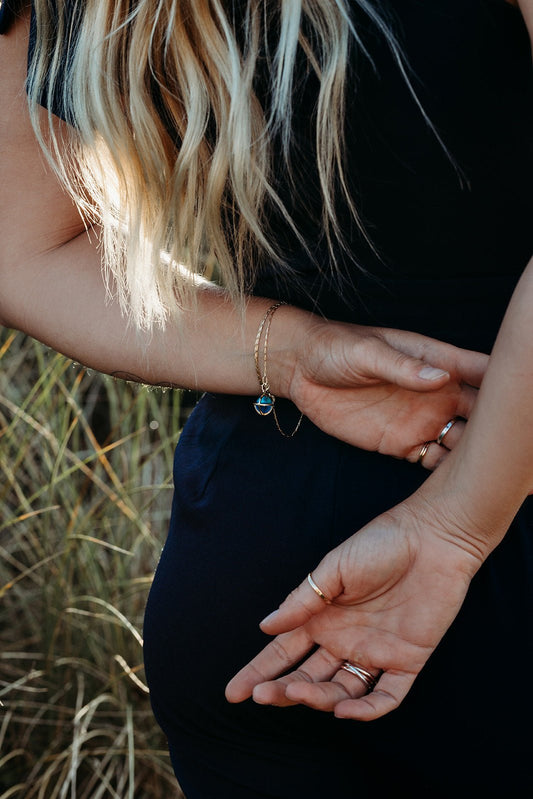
[{"x1": 0, "y1": 329, "x2": 189, "y2": 798}]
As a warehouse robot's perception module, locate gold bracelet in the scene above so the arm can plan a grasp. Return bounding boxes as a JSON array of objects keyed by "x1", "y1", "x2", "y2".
[{"x1": 253, "y1": 302, "x2": 304, "y2": 438}]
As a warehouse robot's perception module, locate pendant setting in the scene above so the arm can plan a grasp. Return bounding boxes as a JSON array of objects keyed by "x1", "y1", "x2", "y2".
[{"x1": 254, "y1": 393, "x2": 275, "y2": 415}]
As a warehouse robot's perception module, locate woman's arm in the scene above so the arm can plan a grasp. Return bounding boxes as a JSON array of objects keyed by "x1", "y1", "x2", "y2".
[{"x1": 0, "y1": 8, "x2": 487, "y2": 464}]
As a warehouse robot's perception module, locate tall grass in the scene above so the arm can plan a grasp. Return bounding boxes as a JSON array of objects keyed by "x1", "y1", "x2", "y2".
[{"x1": 0, "y1": 329, "x2": 190, "y2": 798}]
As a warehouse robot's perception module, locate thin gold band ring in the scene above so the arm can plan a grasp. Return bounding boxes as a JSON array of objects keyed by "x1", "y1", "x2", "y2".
[
  {"x1": 307, "y1": 573, "x2": 332, "y2": 604},
  {"x1": 417, "y1": 441, "x2": 431, "y2": 464}
]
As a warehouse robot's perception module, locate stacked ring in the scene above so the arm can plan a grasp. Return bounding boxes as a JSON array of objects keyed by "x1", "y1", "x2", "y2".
[
  {"x1": 436, "y1": 419, "x2": 456, "y2": 446},
  {"x1": 340, "y1": 661, "x2": 378, "y2": 693}
]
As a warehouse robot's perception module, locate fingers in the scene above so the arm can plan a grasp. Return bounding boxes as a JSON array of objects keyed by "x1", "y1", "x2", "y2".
[
  {"x1": 272, "y1": 663, "x2": 415, "y2": 720},
  {"x1": 381, "y1": 329, "x2": 489, "y2": 387},
  {"x1": 283, "y1": 673, "x2": 363, "y2": 711},
  {"x1": 359, "y1": 336, "x2": 450, "y2": 391},
  {"x1": 404, "y1": 418, "x2": 465, "y2": 469},
  {"x1": 284, "y1": 659, "x2": 381, "y2": 710},
  {"x1": 226, "y1": 561, "x2": 347, "y2": 703},
  {"x1": 243, "y1": 644, "x2": 413, "y2": 721},
  {"x1": 258, "y1": 562, "x2": 343, "y2": 636},
  {"x1": 407, "y1": 384, "x2": 476, "y2": 470},
  {"x1": 436, "y1": 418, "x2": 464, "y2": 450},
  {"x1": 334, "y1": 669, "x2": 416, "y2": 720},
  {"x1": 226, "y1": 623, "x2": 418, "y2": 718},
  {"x1": 225, "y1": 627, "x2": 315, "y2": 703},
  {"x1": 424, "y1": 345, "x2": 488, "y2": 390},
  {"x1": 235, "y1": 642, "x2": 383, "y2": 711},
  {"x1": 252, "y1": 646, "x2": 343, "y2": 707},
  {"x1": 455, "y1": 350, "x2": 488, "y2": 388},
  {"x1": 455, "y1": 383, "x2": 479, "y2": 419}
]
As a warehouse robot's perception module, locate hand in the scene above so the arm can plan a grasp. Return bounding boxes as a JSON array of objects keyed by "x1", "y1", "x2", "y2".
[
  {"x1": 283, "y1": 321, "x2": 488, "y2": 467},
  {"x1": 225, "y1": 493, "x2": 484, "y2": 720}
]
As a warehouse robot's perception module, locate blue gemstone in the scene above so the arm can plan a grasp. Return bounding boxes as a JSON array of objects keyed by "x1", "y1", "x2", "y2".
[{"x1": 254, "y1": 395, "x2": 274, "y2": 415}]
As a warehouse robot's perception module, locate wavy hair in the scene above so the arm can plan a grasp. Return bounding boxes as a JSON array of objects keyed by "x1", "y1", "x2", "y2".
[{"x1": 28, "y1": 0, "x2": 406, "y2": 328}]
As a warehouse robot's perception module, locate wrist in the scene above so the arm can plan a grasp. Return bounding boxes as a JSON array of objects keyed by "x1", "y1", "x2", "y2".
[
  {"x1": 392, "y1": 489, "x2": 492, "y2": 578},
  {"x1": 254, "y1": 302, "x2": 319, "y2": 401},
  {"x1": 415, "y1": 449, "x2": 523, "y2": 564}
]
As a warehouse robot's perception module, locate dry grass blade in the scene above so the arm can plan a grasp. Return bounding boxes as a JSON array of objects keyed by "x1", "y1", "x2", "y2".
[{"x1": 0, "y1": 330, "x2": 187, "y2": 798}]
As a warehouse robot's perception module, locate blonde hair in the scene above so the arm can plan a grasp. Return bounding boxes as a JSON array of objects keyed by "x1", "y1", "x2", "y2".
[{"x1": 28, "y1": 0, "x2": 405, "y2": 329}]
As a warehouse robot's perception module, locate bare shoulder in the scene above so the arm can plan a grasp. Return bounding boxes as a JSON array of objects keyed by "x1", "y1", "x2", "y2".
[{"x1": 0, "y1": 4, "x2": 85, "y2": 325}]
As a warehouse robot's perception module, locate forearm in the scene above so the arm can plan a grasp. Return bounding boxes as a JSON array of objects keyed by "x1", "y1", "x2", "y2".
[
  {"x1": 0, "y1": 5, "x2": 487, "y2": 454},
  {"x1": 1, "y1": 226, "x2": 315, "y2": 397},
  {"x1": 422, "y1": 0, "x2": 533, "y2": 550},
  {"x1": 418, "y1": 255, "x2": 533, "y2": 555}
]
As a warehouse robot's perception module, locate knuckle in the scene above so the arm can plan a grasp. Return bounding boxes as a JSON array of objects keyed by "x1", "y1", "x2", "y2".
[
  {"x1": 372, "y1": 687, "x2": 403, "y2": 715},
  {"x1": 293, "y1": 668, "x2": 314, "y2": 684},
  {"x1": 270, "y1": 638, "x2": 293, "y2": 668},
  {"x1": 359, "y1": 334, "x2": 388, "y2": 372},
  {"x1": 248, "y1": 662, "x2": 270, "y2": 683},
  {"x1": 391, "y1": 350, "x2": 412, "y2": 369}
]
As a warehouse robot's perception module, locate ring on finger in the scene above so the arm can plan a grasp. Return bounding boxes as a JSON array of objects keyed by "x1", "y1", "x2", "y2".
[
  {"x1": 307, "y1": 572, "x2": 332, "y2": 604},
  {"x1": 417, "y1": 441, "x2": 431, "y2": 464},
  {"x1": 340, "y1": 661, "x2": 378, "y2": 693},
  {"x1": 436, "y1": 418, "x2": 456, "y2": 446}
]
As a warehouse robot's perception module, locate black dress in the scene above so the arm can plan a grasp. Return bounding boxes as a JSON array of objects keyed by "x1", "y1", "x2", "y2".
[
  {"x1": 22, "y1": 1, "x2": 533, "y2": 796},
  {"x1": 143, "y1": 3, "x2": 533, "y2": 797}
]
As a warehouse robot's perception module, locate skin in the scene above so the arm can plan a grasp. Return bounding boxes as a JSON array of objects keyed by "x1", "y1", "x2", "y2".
[
  {"x1": 225, "y1": 0, "x2": 533, "y2": 722},
  {"x1": 0, "y1": 6, "x2": 487, "y2": 468}
]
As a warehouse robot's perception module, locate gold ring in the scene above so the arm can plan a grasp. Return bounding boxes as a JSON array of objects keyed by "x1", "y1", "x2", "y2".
[
  {"x1": 417, "y1": 441, "x2": 431, "y2": 464},
  {"x1": 436, "y1": 419, "x2": 456, "y2": 446},
  {"x1": 307, "y1": 573, "x2": 332, "y2": 604},
  {"x1": 340, "y1": 661, "x2": 378, "y2": 693}
]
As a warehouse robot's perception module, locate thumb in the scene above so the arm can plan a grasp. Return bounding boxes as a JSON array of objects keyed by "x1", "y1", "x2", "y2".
[
  {"x1": 362, "y1": 337, "x2": 450, "y2": 391},
  {"x1": 260, "y1": 565, "x2": 343, "y2": 635}
]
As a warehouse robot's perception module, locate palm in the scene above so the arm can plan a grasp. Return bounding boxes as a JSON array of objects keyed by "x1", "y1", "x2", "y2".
[
  {"x1": 306, "y1": 517, "x2": 471, "y2": 674},
  {"x1": 226, "y1": 505, "x2": 478, "y2": 719}
]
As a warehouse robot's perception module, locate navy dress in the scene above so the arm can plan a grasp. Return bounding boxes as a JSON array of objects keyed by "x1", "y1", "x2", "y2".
[
  {"x1": 143, "y1": 3, "x2": 533, "y2": 797},
  {"x1": 22, "y1": 1, "x2": 533, "y2": 796}
]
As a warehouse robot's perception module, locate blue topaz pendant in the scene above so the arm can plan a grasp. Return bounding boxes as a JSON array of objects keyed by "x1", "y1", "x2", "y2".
[{"x1": 254, "y1": 393, "x2": 275, "y2": 415}]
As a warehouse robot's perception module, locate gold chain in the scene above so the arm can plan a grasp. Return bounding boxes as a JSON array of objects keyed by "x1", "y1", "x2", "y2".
[{"x1": 252, "y1": 302, "x2": 304, "y2": 438}]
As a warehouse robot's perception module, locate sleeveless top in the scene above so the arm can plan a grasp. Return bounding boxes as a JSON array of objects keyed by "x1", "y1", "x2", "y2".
[{"x1": 251, "y1": 0, "x2": 533, "y2": 355}]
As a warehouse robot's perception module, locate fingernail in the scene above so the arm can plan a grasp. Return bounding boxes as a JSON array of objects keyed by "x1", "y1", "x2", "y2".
[
  {"x1": 253, "y1": 696, "x2": 269, "y2": 705},
  {"x1": 418, "y1": 366, "x2": 449, "y2": 380},
  {"x1": 260, "y1": 610, "x2": 279, "y2": 626},
  {"x1": 252, "y1": 686, "x2": 270, "y2": 705}
]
